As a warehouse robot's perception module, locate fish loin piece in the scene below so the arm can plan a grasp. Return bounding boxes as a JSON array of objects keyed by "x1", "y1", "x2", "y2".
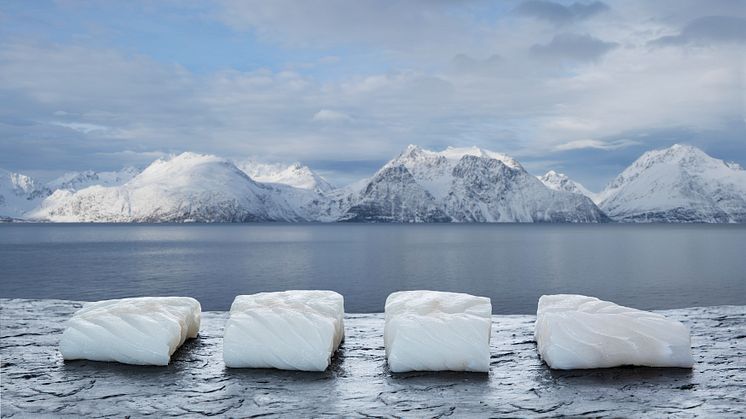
[
  {"x1": 535, "y1": 294, "x2": 694, "y2": 369},
  {"x1": 223, "y1": 290, "x2": 345, "y2": 371},
  {"x1": 384, "y1": 290, "x2": 492, "y2": 373},
  {"x1": 59, "y1": 297, "x2": 201, "y2": 366}
]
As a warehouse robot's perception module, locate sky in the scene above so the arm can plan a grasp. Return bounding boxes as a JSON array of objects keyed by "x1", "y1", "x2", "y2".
[{"x1": 0, "y1": 0, "x2": 744, "y2": 190}]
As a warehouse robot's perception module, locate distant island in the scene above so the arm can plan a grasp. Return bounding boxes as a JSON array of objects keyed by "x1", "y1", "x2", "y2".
[{"x1": 2, "y1": 144, "x2": 745, "y2": 223}]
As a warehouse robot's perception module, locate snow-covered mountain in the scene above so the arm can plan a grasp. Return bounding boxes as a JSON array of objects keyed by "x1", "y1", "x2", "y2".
[
  {"x1": 47, "y1": 167, "x2": 139, "y2": 192},
  {"x1": 598, "y1": 144, "x2": 746, "y2": 223},
  {"x1": 28, "y1": 153, "x2": 311, "y2": 222},
  {"x1": 235, "y1": 161, "x2": 334, "y2": 193},
  {"x1": 13, "y1": 143, "x2": 746, "y2": 223},
  {"x1": 0, "y1": 169, "x2": 50, "y2": 219},
  {"x1": 339, "y1": 145, "x2": 608, "y2": 223},
  {"x1": 1, "y1": 167, "x2": 140, "y2": 219},
  {"x1": 538, "y1": 170, "x2": 596, "y2": 201}
]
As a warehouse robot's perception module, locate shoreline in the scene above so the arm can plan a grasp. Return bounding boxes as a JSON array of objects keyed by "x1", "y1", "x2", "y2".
[{"x1": 2, "y1": 298, "x2": 744, "y2": 417}]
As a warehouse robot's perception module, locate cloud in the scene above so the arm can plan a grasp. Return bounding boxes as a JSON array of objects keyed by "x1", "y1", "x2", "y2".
[
  {"x1": 1, "y1": 1, "x2": 744, "y2": 187},
  {"x1": 530, "y1": 33, "x2": 618, "y2": 62},
  {"x1": 554, "y1": 139, "x2": 640, "y2": 151},
  {"x1": 312, "y1": 109, "x2": 352, "y2": 123},
  {"x1": 2, "y1": 35, "x2": 741, "y2": 184},
  {"x1": 216, "y1": 0, "x2": 482, "y2": 59},
  {"x1": 49, "y1": 121, "x2": 109, "y2": 134},
  {"x1": 650, "y1": 16, "x2": 746, "y2": 46},
  {"x1": 448, "y1": 54, "x2": 503, "y2": 76},
  {"x1": 514, "y1": 1, "x2": 610, "y2": 25}
]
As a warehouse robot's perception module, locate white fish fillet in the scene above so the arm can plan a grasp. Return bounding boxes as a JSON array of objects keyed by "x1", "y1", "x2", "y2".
[
  {"x1": 384, "y1": 290, "x2": 492, "y2": 373},
  {"x1": 223, "y1": 290, "x2": 345, "y2": 371},
  {"x1": 535, "y1": 294, "x2": 694, "y2": 369},
  {"x1": 60, "y1": 297, "x2": 201, "y2": 366}
]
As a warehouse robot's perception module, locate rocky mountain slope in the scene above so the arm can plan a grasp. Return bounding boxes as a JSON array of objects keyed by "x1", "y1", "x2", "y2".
[{"x1": 339, "y1": 146, "x2": 608, "y2": 223}]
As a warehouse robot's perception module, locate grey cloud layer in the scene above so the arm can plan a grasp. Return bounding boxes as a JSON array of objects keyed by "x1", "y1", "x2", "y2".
[
  {"x1": 651, "y1": 16, "x2": 746, "y2": 46},
  {"x1": 514, "y1": 0, "x2": 610, "y2": 25},
  {"x1": 530, "y1": 33, "x2": 618, "y2": 61},
  {"x1": 0, "y1": 0, "x2": 744, "y2": 189}
]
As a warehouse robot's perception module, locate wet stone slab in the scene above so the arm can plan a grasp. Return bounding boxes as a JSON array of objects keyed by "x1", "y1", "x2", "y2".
[{"x1": 1, "y1": 299, "x2": 745, "y2": 417}]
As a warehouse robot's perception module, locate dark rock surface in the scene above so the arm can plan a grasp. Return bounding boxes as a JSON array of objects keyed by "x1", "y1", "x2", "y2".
[{"x1": 1, "y1": 299, "x2": 744, "y2": 417}]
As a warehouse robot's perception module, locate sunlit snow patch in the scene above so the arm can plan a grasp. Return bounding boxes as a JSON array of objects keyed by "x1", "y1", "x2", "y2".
[
  {"x1": 535, "y1": 294, "x2": 694, "y2": 369},
  {"x1": 223, "y1": 290, "x2": 345, "y2": 371},
  {"x1": 60, "y1": 297, "x2": 201, "y2": 366},
  {"x1": 384, "y1": 290, "x2": 492, "y2": 372}
]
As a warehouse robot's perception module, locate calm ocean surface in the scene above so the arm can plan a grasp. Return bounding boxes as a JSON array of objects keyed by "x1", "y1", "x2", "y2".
[{"x1": 0, "y1": 223, "x2": 744, "y2": 313}]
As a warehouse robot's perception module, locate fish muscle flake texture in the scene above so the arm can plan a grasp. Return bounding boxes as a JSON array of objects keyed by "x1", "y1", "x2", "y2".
[
  {"x1": 384, "y1": 290, "x2": 492, "y2": 372},
  {"x1": 223, "y1": 290, "x2": 345, "y2": 371},
  {"x1": 59, "y1": 297, "x2": 201, "y2": 366},
  {"x1": 535, "y1": 294, "x2": 694, "y2": 369}
]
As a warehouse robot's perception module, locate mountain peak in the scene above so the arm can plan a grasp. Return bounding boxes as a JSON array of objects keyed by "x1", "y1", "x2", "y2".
[
  {"x1": 169, "y1": 151, "x2": 220, "y2": 163},
  {"x1": 234, "y1": 159, "x2": 333, "y2": 193},
  {"x1": 393, "y1": 145, "x2": 521, "y2": 170},
  {"x1": 538, "y1": 170, "x2": 595, "y2": 200},
  {"x1": 669, "y1": 143, "x2": 696, "y2": 151},
  {"x1": 440, "y1": 146, "x2": 520, "y2": 168},
  {"x1": 404, "y1": 144, "x2": 421, "y2": 152},
  {"x1": 540, "y1": 170, "x2": 564, "y2": 181},
  {"x1": 442, "y1": 145, "x2": 488, "y2": 157},
  {"x1": 139, "y1": 152, "x2": 229, "y2": 178},
  {"x1": 397, "y1": 144, "x2": 424, "y2": 159},
  {"x1": 640, "y1": 143, "x2": 707, "y2": 164}
]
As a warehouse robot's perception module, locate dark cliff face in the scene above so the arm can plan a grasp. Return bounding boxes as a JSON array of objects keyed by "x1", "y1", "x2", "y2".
[
  {"x1": 444, "y1": 156, "x2": 608, "y2": 223},
  {"x1": 340, "y1": 166, "x2": 451, "y2": 223},
  {"x1": 445, "y1": 156, "x2": 525, "y2": 222}
]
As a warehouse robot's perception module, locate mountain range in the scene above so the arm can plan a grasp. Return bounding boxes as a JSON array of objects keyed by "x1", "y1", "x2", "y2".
[{"x1": 2, "y1": 144, "x2": 744, "y2": 223}]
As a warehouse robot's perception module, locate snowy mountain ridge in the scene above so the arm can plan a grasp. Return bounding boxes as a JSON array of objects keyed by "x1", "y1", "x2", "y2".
[
  {"x1": 47, "y1": 167, "x2": 139, "y2": 192},
  {"x1": 3, "y1": 143, "x2": 745, "y2": 223},
  {"x1": 234, "y1": 160, "x2": 334, "y2": 193}
]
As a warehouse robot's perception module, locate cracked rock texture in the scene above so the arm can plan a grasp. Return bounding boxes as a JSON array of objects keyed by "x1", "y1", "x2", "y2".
[{"x1": 1, "y1": 299, "x2": 745, "y2": 417}]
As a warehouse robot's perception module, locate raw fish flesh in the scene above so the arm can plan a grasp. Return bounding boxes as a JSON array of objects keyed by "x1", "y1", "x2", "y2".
[
  {"x1": 535, "y1": 294, "x2": 694, "y2": 369},
  {"x1": 384, "y1": 290, "x2": 492, "y2": 372},
  {"x1": 223, "y1": 290, "x2": 344, "y2": 371},
  {"x1": 60, "y1": 297, "x2": 201, "y2": 366}
]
